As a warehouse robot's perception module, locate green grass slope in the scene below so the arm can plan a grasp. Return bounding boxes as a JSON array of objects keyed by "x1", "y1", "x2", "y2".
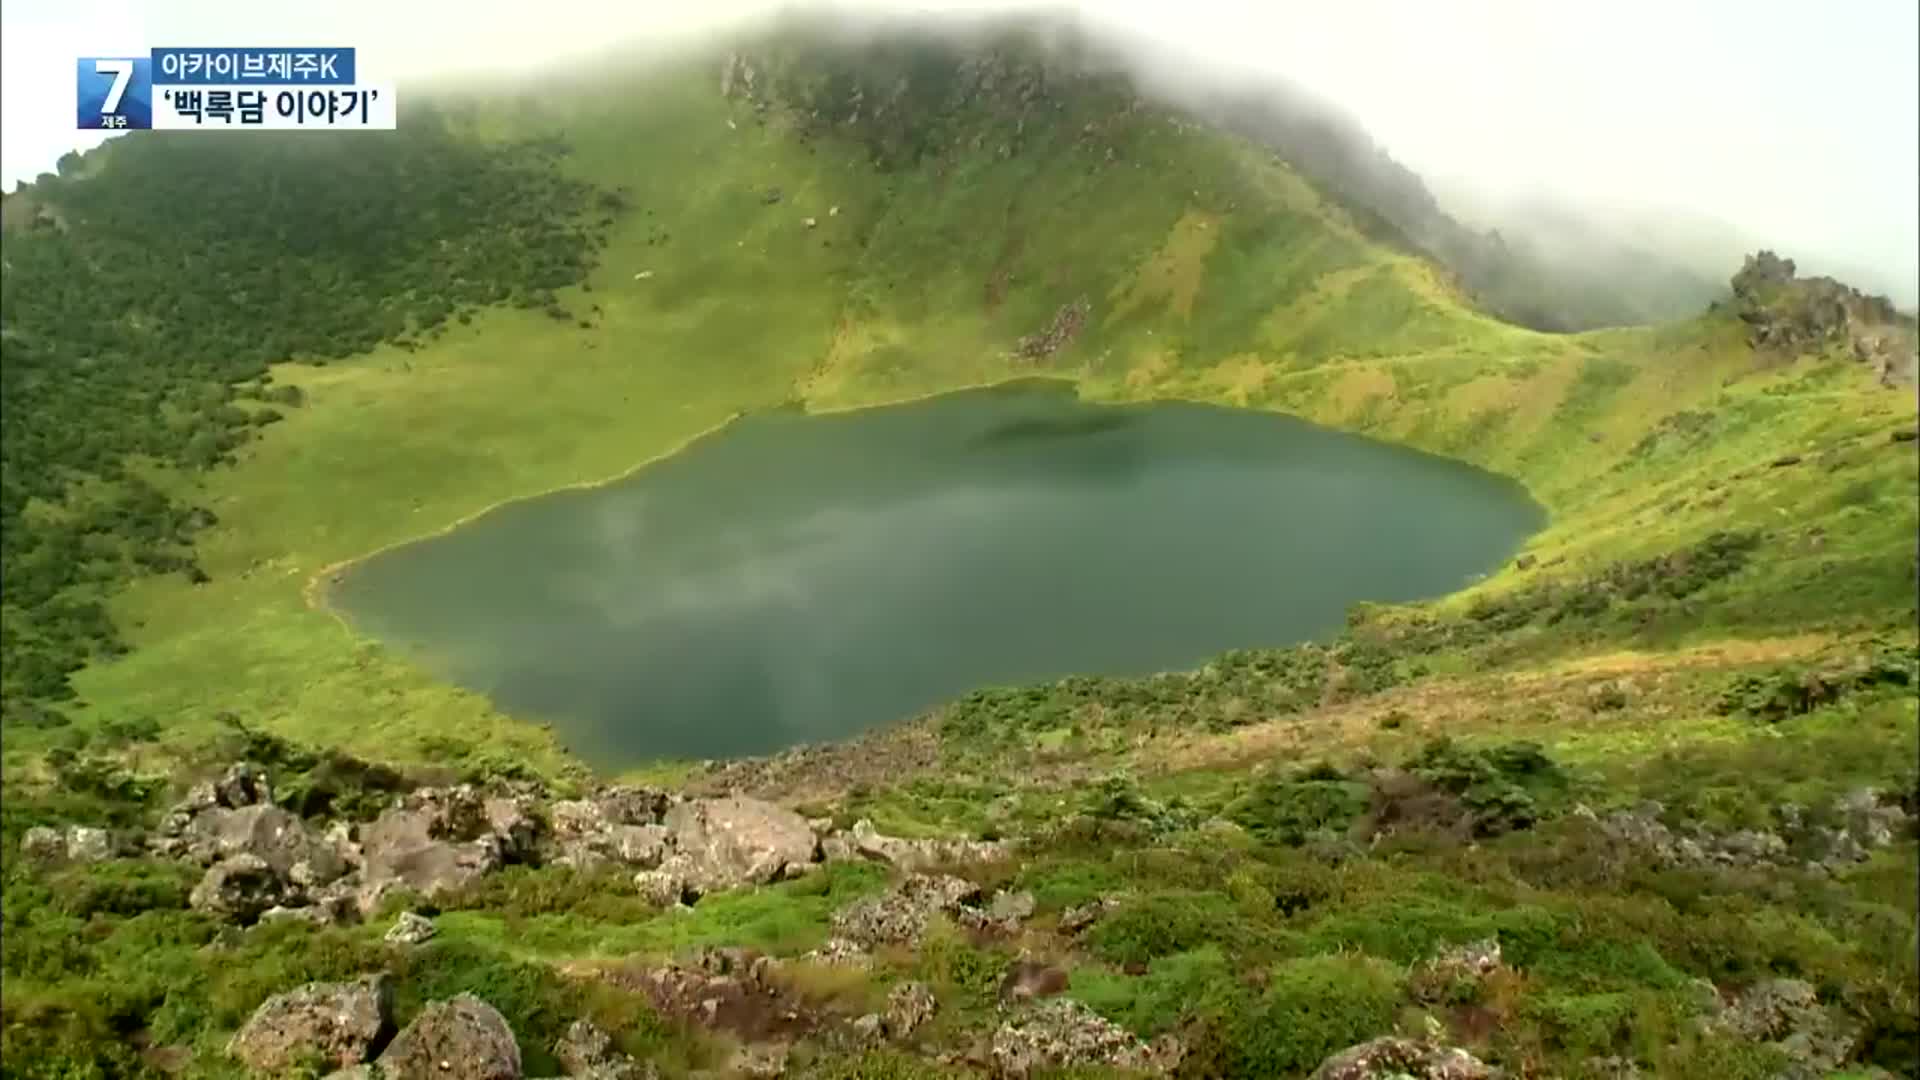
[
  {"x1": 18, "y1": 33, "x2": 1904, "y2": 771},
  {"x1": 2, "y1": 17, "x2": 1916, "y2": 1080}
]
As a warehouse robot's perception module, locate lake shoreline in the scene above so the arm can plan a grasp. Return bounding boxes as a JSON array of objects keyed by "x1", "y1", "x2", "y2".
[
  {"x1": 303, "y1": 410, "x2": 751, "y2": 617},
  {"x1": 300, "y1": 375, "x2": 1072, "y2": 618}
]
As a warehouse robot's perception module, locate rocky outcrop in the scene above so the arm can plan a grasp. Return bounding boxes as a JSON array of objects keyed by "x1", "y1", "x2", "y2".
[
  {"x1": 1597, "y1": 780, "x2": 1912, "y2": 876},
  {"x1": 148, "y1": 769, "x2": 800, "y2": 921},
  {"x1": 1703, "y1": 978, "x2": 1857, "y2": 1078},
  {"x1": 829, "y1": 873, "x2": 983, "y2": 949},
  {"x1": 552, "y1": 1019, "x2": 653, "y2": 1079},
  {"x1": 1309, "y1": 1037, "x2": 1499, "y2": 1080},
  {"x1": 883, "y1": 981, "x2": 937, "y2": 1039},
  {"x1": 18, "y1": 824, "x2": 126, "y2": 863},
  {"x1": 844, "y1": 818, "x2": 1007, "y2": 872},
  {"x1": 1014, "y1": 297, "x2": 1091, "y2": 361},
  {"x1": 125, "y1": 762, "x2": 1021, "y2": 926},
  {"x1": 1584, "y1": 789, "x2": 1910, "y2": 875},
  {"x1": 377, "y1": 994, "x2": 522, "y2": 1080},
  {"x1": 170, "y1": 799, "x2": 355, "y2": 921},
  {"x1": 1730, "y1": 251, "x2": 1917, "y2": 385},
  {"x1": 989, "y1": 998, "x2": 1181, "y2": 1078},
  {"x1": 227, "y1": 975, "x2": 393, "y2": 1074}
]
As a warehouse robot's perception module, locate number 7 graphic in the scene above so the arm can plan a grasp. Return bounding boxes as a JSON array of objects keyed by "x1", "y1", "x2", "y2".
[{"x1": 95, "y1": 59, "x2": 133, "y2": 113}]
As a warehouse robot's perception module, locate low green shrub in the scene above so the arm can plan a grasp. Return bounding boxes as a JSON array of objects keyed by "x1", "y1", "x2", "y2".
[
  {"x1": 1085, "y1": 891, "x2": 1272, "y2": 967},
  {"x1": 912, "y1": 922, "x2": 1004, "y2": 1006},
  {"x1": 1069, "y1": 946, "x2": 1236, "y2": 1037},
  {"x1": 1218, "y1": 954, "x2": 1401, "y2": 1077},
  {"x1": 1225, "y1": 778, "x2": 1368, "y2": 846},
  {"x1": 1400, "y1": 736, "x2": 1566, "y2": 837}
]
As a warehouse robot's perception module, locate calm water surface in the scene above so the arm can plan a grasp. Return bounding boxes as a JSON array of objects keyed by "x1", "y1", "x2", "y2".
[{"x1": 333, "y1": 382, "x2": 1543, "y2": 766}]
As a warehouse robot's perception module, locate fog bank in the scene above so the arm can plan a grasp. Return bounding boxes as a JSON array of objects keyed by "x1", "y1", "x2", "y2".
[{"x1": 5, "y1": 0, "x2": 1914, "y2": 304}]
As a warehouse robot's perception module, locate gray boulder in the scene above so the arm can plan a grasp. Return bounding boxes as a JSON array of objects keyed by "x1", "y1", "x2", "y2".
[
  {"x1": 20, "y1": 826, "x2": 66, "y2": 860},
  {"x1": 185, "y1": 804, "x2": 346, "y2": 885},
  {"x1": 552, "y1": 1018, "x2": 651, "y2": 1079},
  {"x1": 385, "y1": 911, "x2": 437, "y2": 946},
  {"x1": 191, "y1": 854, "x2": 288, "y2": 922},
  {"x1": 659, "y1": 797, "x2": 817, "y2": 895},
  {"x1": 227, "y1": 974, "x2": 392, "y2": 1074},
  {"x1": 64, "y1": 825, "x2": 118, "y2": 862},
  {"x1": 356, "y1": 789, "x2": 505, "y2": 912},
  {"x1": 377, "y1": 994, "x2": 522, "y2": 1080}
]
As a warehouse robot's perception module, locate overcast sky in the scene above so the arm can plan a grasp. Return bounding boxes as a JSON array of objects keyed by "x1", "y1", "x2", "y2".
[{"x1": 3, "y1": 0, "x2": 1915, "y2": 302}]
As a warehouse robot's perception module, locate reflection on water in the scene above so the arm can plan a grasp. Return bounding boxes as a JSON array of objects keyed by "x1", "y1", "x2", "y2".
[{"x1": 333, "y1": 382, "x2": 1543, "y2": 767}]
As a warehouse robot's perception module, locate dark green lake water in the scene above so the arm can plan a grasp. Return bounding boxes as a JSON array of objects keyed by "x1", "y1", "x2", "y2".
[{"x1": 332, "y1": 382, "x2": 1543, "y2": 766}]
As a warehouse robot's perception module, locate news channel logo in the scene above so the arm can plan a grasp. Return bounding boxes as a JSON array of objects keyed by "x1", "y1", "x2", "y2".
[
  {"x1": 76, "y1": 48, "x2": 395, "y2": 131},
  {"x1": 76, "y1": 57, "x2": 153, "y2": 130}
]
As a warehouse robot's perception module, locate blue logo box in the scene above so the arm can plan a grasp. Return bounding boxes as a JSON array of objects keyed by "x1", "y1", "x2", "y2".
[{"x1": 76, "y1": 57, "x2": 153, "y2": 130}]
